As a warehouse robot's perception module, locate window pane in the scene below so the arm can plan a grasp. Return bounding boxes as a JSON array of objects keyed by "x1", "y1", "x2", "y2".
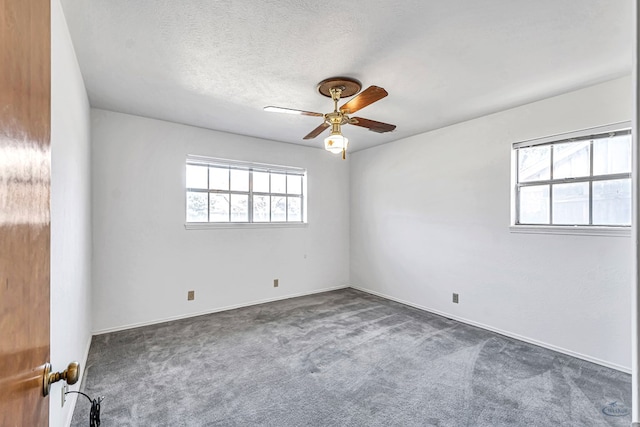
[
  {"x1": 230, "y1": 194, "x2": 248, "y2": 222},
  {"x1": 518, "y1": 146, "x2": 550, "y2": 182},
  {"x1": 186, "y1": 165, "x2": 208, "y2": 189},
  {"x1": 230, "y1": 169, "x2": 249, "y2": 192},
  {"x1": 186, "y1": 191, "x2": 208, "y2": 222},
  {"x1": 253, "y1": 195, "x2": 270, "y2": 222},
  {"x1": 209, "y1": 194, "x2": 229, "y2": 222},
  {"x1": 287, "y1": 175, "x2": 302, "y2": 195},
  {"x1": 271, "y1": 173, "x2": 286, "y2": 194},
  {"x1": 553, "y1": 141, "x2": 590, "y2": 179},
  {"x1": 271, "y1": 196, "x2": 286, "y2": 222},
  {"x1": 254, "y1": 171, "x2": 270, "y2": 193},
  {"x1": 209, "y1": 167, "x2": 229, "y2": 190},
  {"x1": 552, "y1": 182, "x2": 589, "y2": 225},
  {"x1": 519, "y1": 185, "x2": 549, "y2": 224},
  {"x1": 593, "y1": 179, "x2": 631, "y2": 225},
  {"x1": 186, "y1": 159, "x2": 306, "y2": 225},
  {"x1": 593, "y1": 135, "x2": 631, "y2": 176},
  {"x1": 287, "y1": 197, "x2": 301, "y2": 222}
]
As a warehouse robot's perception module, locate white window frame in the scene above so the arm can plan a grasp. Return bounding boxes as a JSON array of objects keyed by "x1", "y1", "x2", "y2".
[
  {"x1": 185, "y1": 155, "x2": 307, "y2": 229},
  {"x1": 510, "y1": 122, "x2": 632, "y2": 237}
]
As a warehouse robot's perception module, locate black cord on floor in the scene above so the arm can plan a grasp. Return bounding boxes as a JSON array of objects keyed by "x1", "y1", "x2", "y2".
[{"x1": 65, "y1": 390, "x2": 103, "y2": 427}]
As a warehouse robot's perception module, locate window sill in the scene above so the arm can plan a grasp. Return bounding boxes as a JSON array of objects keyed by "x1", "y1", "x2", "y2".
[
  {"x1": 509, "y1": 225, "x2": 630, "y2": 237},
  {"x1": 185, "y1": 222, "x2": 308, "y2": 230}
]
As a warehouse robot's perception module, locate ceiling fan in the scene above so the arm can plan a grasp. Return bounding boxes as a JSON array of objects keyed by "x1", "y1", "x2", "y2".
[{"x1": 264, "y1": 77, "x2": 396, "y2": 159}]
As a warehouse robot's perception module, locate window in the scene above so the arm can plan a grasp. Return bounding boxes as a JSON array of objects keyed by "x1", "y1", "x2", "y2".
[
  {"x1": 513, "y1": 123, "x2": 631, "y2": 228},
  {"x1": 186, "y1": 156, "x2": 306, "y2": 225}
]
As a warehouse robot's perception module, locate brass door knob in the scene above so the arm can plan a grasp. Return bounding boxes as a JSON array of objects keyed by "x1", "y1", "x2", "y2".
[{"x1": 42, "y1": 361, "x2": 80, "y2": 396}]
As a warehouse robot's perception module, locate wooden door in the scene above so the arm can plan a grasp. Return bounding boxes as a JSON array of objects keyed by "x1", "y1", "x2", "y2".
[{"x1": 0, "y1": 0, "x2": 52, "y2": 426}]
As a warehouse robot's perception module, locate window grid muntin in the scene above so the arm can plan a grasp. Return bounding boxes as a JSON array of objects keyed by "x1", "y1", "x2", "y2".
[
  {"x1": 186, "y1": 161, "x2": 305, "y2": 224},
  {"x1": 515, "y1": 129, "x2": 631, "y2": 227},
  {"x1": 549, "y1": 143, "x2": 554, "y2": 222},
  {"x1": 589, "y1": 142, "x2": 594, "y2": 225}
]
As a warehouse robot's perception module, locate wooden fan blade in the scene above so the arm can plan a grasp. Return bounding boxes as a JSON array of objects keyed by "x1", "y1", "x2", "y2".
[
  {"x1": 339, "y1": 86, "x2": 388, "y2": 114},
  {"x1": 264, "y1": 106, "x2": 324, "y2": 117},
  {"x1": 303, "y1": 122, "x2": 330, "y2": 140},
  {"x1": 350, "y1": 117, "x2": 396, "y2": 133}
]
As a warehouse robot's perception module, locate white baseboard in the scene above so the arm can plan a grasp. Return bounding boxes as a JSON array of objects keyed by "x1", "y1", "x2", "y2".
[
  {"x1": 64, "y1": 335, "x2": 92, "y2": 427},
  {"x1": 349, "y1": 285, "x2": 631, "y2": 374},
  {"x1": 92, "y1": 285, "x2": 349, "y2": 335}
]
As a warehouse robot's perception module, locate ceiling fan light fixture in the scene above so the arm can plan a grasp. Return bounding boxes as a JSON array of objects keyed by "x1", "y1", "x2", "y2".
[
  {"x1": 265, "y1": 77, "x2": 394, "y2": 159},
  {"x1": 324, "y1": 132, "x2": 348, "y2": 154}
]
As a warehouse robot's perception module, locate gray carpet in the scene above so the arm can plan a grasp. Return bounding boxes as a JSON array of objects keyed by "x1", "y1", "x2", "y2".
[{"x1": 71, "y1": 289, "x2": 631, "y2": 426}]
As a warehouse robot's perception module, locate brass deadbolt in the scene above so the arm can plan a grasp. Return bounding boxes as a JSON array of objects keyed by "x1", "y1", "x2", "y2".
[{"x1": 43, "y1": 361, "x2": 80, "y2": 396}]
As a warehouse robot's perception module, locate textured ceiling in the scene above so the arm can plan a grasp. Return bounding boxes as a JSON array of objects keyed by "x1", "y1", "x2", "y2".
[{"x1": 60, "y1": 0, "x2": 631, "y2": 152}]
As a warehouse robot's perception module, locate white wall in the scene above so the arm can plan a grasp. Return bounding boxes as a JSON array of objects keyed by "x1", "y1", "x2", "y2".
[
  {"x1": 91, "y1": 110, "x2": 350, "y2": 333},
  {"x1": 350, "y1": 76, "x2": 633, "y2": 371},
  {"x1": 50, "y1": 1, "x2": 92, "y2": 426}
]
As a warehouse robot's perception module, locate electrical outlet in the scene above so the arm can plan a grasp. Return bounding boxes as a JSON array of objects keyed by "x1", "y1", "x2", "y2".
[
  {"x1": 452, "y1": 293, "x2": 459, "y2": 304},
  {"x1": 61, "y1": 384, "x2": 68, "y2": 407},
  {"x1": 273, "y1": 279, "x2": 279, "y2": 288},
  {"x1": 187, "y1": 290, "x2": 194, "y2": 301}
]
